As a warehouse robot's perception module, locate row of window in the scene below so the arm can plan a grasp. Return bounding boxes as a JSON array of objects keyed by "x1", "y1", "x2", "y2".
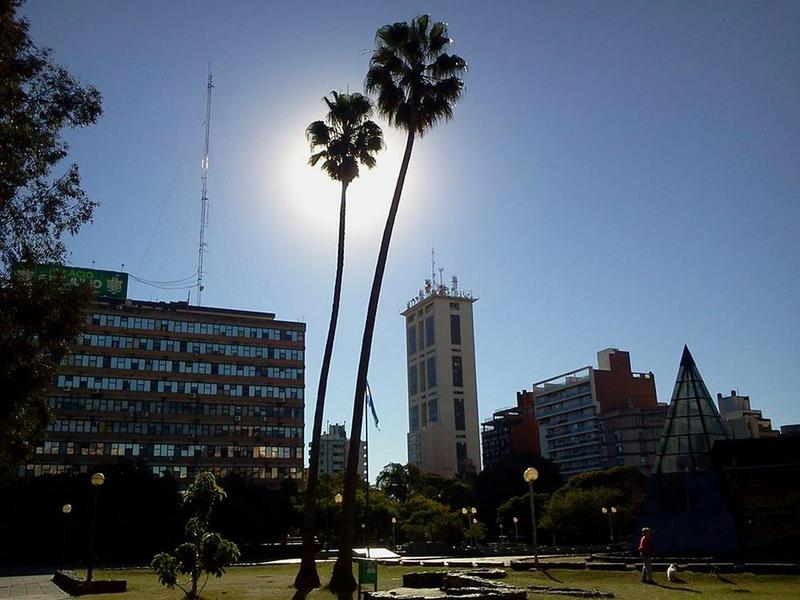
[
  {"x1": 536, "y1": 394, "x2": 594, "y2": 418},
  {"x1": 55, "y1": 375, "x2": 304, "y2": 399},
  {"x1": 535, "y1": 381, "x2": 591, "y2": 406},
  {"x1": 20, "y1": 463, "x2": 304, "y2": 480},
  {"x1": 406, "y1": 312, "x2": 463, "y2": 356},
  {"x1": 62, "y1": 353, "x2": 303, "y2": 380},
  {"x1": 78, "y1": 333, "x2": 304, "y2": 361},
  {"x1": 408, "y1": 355, "x2": 465, "y2": 395},
  {"x1": 35, "y1": 440, "x2": 302, "y2": 460},
  {"x1": 409, "y1": 396, "x2": 468, "y2": 433},
  {"x1": 47, "y1": 419, "x2": 303, "y2": 438},
  {"x1": 90, "y1": 313, "x2": 303, "y2": 342},
  {"x1": 49, "y1": 396, "x2": 303, "y2": 419},
  {"x1": 545, "y1": 419, "x2": 597, "y2": 439},
  {"x1": 547, "y1": 431, "x2": 599, "y2": 450}
]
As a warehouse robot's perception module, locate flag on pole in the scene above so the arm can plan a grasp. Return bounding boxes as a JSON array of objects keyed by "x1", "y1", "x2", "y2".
[{"x1": 365, "y1": 380, "x2": 380, "y2": 430}]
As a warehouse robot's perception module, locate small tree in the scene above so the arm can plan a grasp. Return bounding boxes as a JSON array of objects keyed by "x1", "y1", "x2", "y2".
[{"x1": 152, "y1": 472, "x2": 240, "y2": 599}]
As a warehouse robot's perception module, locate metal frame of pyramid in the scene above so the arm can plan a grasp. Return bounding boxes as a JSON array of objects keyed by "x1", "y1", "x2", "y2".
[{"x1": 653, "y1": 346, "x2": 730, "y2": 474}]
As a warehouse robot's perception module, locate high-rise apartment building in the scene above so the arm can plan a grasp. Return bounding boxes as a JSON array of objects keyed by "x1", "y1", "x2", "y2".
[
  {"x1": 315, "y1": 422, "x2": 367, "y2": 479},
  {"x1": 402, "y1": 272, "x2": 481, "y2": 477},
  {"x1": 532, "y1": 348, "x2": 664, "y2": 476},
  {"x1": 21, "y1": 285, "x2": 306, "y2": 487},
  {"x1": 481, "y1": 390, "x2": 540, "y2": 469},
  {"x1": 716, "y1": 391, "x2": 778, "y2": 439}
]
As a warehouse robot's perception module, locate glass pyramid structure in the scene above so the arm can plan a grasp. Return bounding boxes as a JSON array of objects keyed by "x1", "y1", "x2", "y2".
[
  {"x1": 635, "y1": 346, "x2": 740, "y2": 555},
  {"x1": 653, "y1": 346, "x2": 730, "y2": 474}
]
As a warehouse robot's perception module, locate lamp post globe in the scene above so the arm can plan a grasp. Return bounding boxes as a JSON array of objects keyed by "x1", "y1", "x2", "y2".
[
  {"x1": 523, "y1": 467, "x2": 539, "y2": 483},
  {"x1": 62, "y1": 504, "x2": 72, "y2": 514},
  {"x1": 335, "y1": 493, "x2": 343, "y2": 504},
  {"x1": 90, "y1": 473, "x2": 105, "y2": 487}
]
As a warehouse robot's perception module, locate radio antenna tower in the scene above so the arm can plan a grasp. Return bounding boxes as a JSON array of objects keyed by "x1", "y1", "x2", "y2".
[{"x1": 197, "y1": 66, "x2": 213, "y2": 305}]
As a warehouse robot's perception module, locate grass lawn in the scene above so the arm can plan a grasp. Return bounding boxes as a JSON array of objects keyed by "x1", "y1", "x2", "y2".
[{"x1": 86, "y1": 563, "x2": 800, "y2": 600}]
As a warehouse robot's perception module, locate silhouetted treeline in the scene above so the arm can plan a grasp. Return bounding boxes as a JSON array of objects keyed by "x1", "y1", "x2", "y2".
[{"x1": 0, "y1": 462, "x2": 302, "y2": 566}]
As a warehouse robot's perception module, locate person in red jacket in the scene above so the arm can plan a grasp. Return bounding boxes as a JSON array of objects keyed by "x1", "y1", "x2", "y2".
[{"x1": 639, "y1": 527, "x2": 655, "y2": 584}]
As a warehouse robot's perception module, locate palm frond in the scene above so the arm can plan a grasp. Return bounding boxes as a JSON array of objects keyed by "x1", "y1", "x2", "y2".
[
  {"x1": 365, "y1": 14, "x2": 466, "y2": 135},
  {"x1": 308, "y1": 150, "x2": 327, "y2": 167},
  {"x1": 306, "y1": 91, "x2": 384, "y2": 185},
  {"x1": 306, "y1": 121, "x2": 331, "y2": 148}
]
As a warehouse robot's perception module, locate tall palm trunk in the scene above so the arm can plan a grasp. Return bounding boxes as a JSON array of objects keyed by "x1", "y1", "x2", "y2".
[
  {"x1": 294, "y1": 182, "x2": 348, "y2": 590},
  {"x1": 329, "y1": 129, "x2": 416, "y2": 592}
]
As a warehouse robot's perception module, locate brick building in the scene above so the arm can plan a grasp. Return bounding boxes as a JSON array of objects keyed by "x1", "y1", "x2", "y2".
[
  {"x1": 481, "y1": 389, "x2": 540, "y2": 468},
  {"x1": 532, "y1": 348, "x2": 665, "y2": 476}
]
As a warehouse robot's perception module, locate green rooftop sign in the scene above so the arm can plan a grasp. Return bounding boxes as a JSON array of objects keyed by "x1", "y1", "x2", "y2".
[{"x1": 15, "y1": 264, "x2": 129, "y2": 299}]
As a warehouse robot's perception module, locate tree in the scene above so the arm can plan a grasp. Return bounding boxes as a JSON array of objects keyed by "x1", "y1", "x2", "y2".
[
  {"x1": 152, "y1": 472, "x2": 240, "y2": 600},
  {"x1": 0, "y1": 0, "x2": 102, "y2": 272},
  {"x1": 0, "y1": 0, "x2": 101, "y2": 472},
  {"x1": 294, "y1": 91, "x2": 383, "y2": 590},
  {"x1": 0, "y1": 272, "x2": 92, "y2": 471},
  {"x1": 330, "y1": 15, "x2": 466, "y2": 592},
  {"x1": 539, "y1": 466, "x2": 648, "y2": 543},
  {"x1": 474, "y1": 454, "x2": 562, "y2": 536}
]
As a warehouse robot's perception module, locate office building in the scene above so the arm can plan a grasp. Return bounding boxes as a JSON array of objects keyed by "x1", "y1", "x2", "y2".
[
  {"x1": 402, "y1": 271, "x2": 481, "y2": 477},
  {"x1": 716, "y1": 390, "x2": 778, "y2": 439},
  {"x1": 315, "y1": 422, "x2": 367, "y2": 479},
  {"x1": 532, "y1": 348, "x2": 664, "y2": 476},
  {"x1": 20, "y1": 271, "x2": 305, "y2": 487},
  {"x1": 481, "y1": 390, "x2": 540, "y2": 469}
]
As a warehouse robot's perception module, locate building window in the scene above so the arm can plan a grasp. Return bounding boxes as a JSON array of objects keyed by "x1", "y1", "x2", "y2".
[
  {"x1": 408, "y1": 364, "x2": 418, "y2": 395},
  {"x1": 425, "y1": 315, "x2": 435, "y2": 347},
  {"x1": 409, "y1": 405, "x2": 419, "y2": 432},
  {"x1": 454, "y1": 398, "x2": 466, "y2": 431},
  {"x1": 452, "y1": 355, "x2": 463, "y2": 387},
  {"x1": 456, "y1": 441, "x2": 468, "y2": 473},
  {"x1": 426, "y1": 356, "x2": 437, "y2": 389},
  {"x1": 428, "y1": 398, "x2": 438, "y2": 423},
  {"x1": 419, "y1": 360, "x2": 427, "y2": 392},
  {"x1": 417, "y1": 321, "x2": 424, "y2": 352},
  {"x1": 450, "y1": 314, "x2": 461, "y2": 345},
  {"x1": 407, "y1": 325, "x2": 417, "y2": 356}
]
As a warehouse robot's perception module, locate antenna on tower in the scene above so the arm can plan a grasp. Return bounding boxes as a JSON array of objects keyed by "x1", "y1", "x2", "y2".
[
  {"x1": 197, "y1": 65, "x2": 213, "y2": 305},
  {"x1": 431, "y1": 247, "x2": 436, "y2": 283}
]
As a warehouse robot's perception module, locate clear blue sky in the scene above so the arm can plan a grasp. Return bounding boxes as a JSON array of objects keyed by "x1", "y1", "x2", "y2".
[{"x1": 24, "y1": 1, "x2": 800, "y2": 480}]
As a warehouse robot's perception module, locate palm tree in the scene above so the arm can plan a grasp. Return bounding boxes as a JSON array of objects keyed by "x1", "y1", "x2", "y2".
[
  {"x1": 294, "y1": 91, "x2": 383, "y2": 590},
  {"x1": 329, "y1": 15, "x2": 466, "y2": 592}
]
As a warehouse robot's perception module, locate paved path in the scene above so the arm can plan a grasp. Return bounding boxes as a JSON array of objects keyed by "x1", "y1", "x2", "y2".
[{"x1": 0, "y1": 575, "x2": 66, "y2": 599}]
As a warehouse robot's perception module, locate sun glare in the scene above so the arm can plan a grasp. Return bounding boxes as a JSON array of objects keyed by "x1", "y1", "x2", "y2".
[{"x1": 283, "y1": 125, "x2": 414, "y2": 237}]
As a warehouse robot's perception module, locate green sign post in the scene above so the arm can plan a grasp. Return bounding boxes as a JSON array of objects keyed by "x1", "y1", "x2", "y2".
[
  {"x1": 357, "y1": 559, "x2": 378, "y2": 598},
  {"x1": 15, "y1": 264, "x2": 129, "y2": 299}
]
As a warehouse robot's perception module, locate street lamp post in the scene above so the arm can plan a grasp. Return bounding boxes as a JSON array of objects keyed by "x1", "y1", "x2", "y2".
[
  {"x1": 334, "y1": 493, "x2": 343, "y2": 548},
  {"x1": 523, "y1": 467, "x2": 539, "y2": 567},
  {"x1": 61, "y1": 504, "x2": 72, "y2": 569},
  {"x1": 86, "y1": 473, "x2": 105, "y2": 582},
  {"x1": 513, "y1": 516, "x2": 518, "y2": 543},
  {"x1": 601, "y1": 506, "x2": 617, "y2": 544},
  {"x1": 391, "y1": 517, "x2": 397, "y2": 549}
]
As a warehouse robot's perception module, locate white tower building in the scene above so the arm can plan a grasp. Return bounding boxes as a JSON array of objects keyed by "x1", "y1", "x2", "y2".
[{"x1": 402, "y1": 267, "x2": 481, "y2": 477}]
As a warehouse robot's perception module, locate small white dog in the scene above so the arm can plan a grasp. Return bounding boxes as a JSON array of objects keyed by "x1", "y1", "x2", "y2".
[{"x1": 667, "y1": 563, "x2": 679, "y2": 582}]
